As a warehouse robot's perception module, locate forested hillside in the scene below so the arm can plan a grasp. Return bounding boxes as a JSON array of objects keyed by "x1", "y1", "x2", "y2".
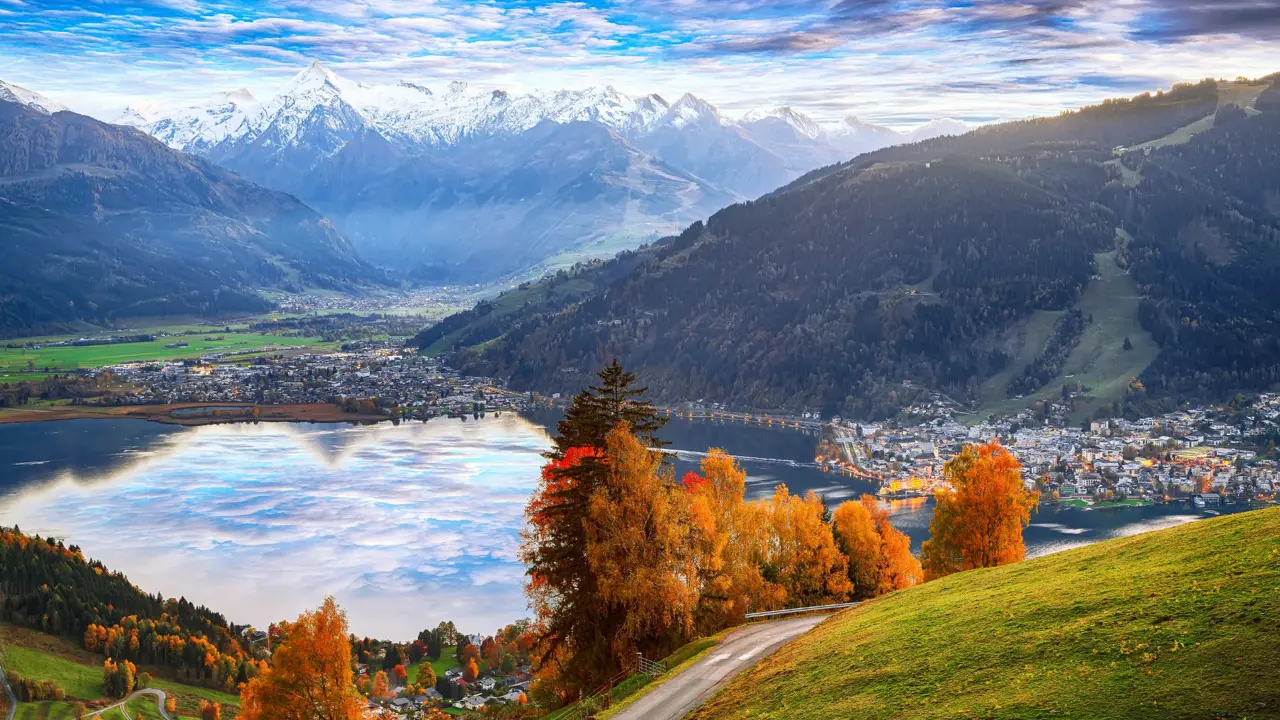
[
  {"x1": 0, "y1": 98, "x2": 377, "y2": 336},
  {"x1": 0, "y1": 526, "x2": 255, "y2": 691},
  {"x1": 425, "y1": 76, "x2": 1280, "y2": 419}
]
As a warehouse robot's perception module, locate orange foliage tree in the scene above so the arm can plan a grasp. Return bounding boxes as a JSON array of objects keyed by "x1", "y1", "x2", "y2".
[
  {"x1": 831, "y1": 498, "x2": 881, "y2": 597},
  {"x1": 462, "y1": 658, "x2": 480, "y2": 683},
  {"x1": 238, "y1": 597, "x2": 364, "y2": 720},
  {"x1": 761, "y1": 485, "x2": 852, "y2": 605},
  {"x1": 921, "y1": 441, "x2": 1039, "y2": 579},
  {"x1": 372, "y1": 671, "x2": 392, "y2": 700},
  {"x1": 585, "y1": 425, "x2": 699, "y2": 661},
  {"x1": 198, "y1": 701, "x2": 221, "y2": 720},
  {"x1": 685, "y1": 450, "x2": 781, "y2": 630}
]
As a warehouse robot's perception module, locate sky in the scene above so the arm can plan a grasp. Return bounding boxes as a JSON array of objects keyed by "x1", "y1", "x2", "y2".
[{"x1": 1, "y1": 0, "x2": 1279, "y2": 128}]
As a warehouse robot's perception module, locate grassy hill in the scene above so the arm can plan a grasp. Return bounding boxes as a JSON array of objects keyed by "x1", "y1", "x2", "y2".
[
  {"x1": 691, "y1": 507, "x2": 1280, "y2": 720},
  {"x1": 0, "y1": 624, "x2": 240, "y2": 720}
]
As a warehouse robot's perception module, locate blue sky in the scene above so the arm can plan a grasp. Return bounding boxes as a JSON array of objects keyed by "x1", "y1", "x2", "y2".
[{"x1": 2, "y1": 0, "x2": 1278, "y2": 126}]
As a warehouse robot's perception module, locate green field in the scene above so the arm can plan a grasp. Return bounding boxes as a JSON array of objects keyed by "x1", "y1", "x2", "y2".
[
  {"x1": 0, "y1": 626, "x2": 240, "y2": 720},
  {"x1": 0, "y1": 333, "x2": 332, "y2": 382},
  {"x1": 691, "y1": 507, "x2": 1280, "y2": 720},
  {"x1": 407, "y1": 653, "x2": 460, "y2": 686}
]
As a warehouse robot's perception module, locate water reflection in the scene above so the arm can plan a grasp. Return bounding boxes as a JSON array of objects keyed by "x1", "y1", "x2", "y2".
[{"x1": 0, "y1": 417, "x2": 551, "y2": 639}]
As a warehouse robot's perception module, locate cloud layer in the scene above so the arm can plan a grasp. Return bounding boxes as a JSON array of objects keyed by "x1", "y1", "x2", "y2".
[{"x1": 1, "y1": 0, "x2": 1277, "y2": 127}]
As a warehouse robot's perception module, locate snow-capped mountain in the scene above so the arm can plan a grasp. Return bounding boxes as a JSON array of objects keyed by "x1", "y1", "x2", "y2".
[
  {"x1": 114, "y1": 62, "x2": 976, "y2": 281},
  {"x1": 0, "y1": 80, "x2": 67, "y2": 115},
  {"x1": 905, "y1": 118, "x2": 973, "y2": 143},
  {"x1": 123, "y1": 90, "x2": 258, "y2": 154}
]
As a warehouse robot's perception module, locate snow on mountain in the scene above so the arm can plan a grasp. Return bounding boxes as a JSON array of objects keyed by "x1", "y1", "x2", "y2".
[
  {"x1": 741, "y1": 106, "x2": 823, "y2": 140},
  {"x1": 127, "y1": 61, "x2": 975, "y2": 163},
  {"x1": 127, "y1": 90, "x2": 257, "y2": 153},
  {"x1": 0, "y1": 79, "x2": 68, "y2": 114},
  {"x1": 905, "y1": 118, "x2": 973, "y2": 143}
]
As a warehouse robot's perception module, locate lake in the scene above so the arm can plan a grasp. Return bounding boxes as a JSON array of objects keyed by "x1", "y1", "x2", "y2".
[{"x1": 0, "y1": 413, "x2": 1254, "y2": 639}]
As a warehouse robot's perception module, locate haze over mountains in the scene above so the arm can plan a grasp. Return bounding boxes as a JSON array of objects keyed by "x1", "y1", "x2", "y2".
[
  {"x1": 425, "y1": 76, "x2": 1280, "y2": 419},
  {"x1": 116, "y1": 62, "x2": 970, "y2": 280},
  {"x1": 0, "y1": 80, "x2": 371, "y2": 335}
]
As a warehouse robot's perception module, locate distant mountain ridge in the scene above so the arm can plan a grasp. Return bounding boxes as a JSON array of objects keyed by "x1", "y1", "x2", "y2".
[
  {"x1": 0, "y1": 92, "x2": 374, "y2": 336},
  {"x1": 114, "y1": 62, "x2": 971, "y2": 281},
  {"x1": 422, "y1": 76, "x2": 1280, "y2": 419}
]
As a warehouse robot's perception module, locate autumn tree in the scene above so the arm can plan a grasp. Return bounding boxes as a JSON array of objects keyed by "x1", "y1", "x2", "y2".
[
  {"x1": 761, "y1": 486, "x2": 852, "y2": 605},
  {"x1": 865, "y1": 496, "x2": 922, "y2": 594},
  {"x1": 238, "y1": 597, "x2": 364, "y2": 720},
  {"x1": 199, "y1": 701, "x2": 221, "y2": 720},
  {"x1": 462, "y1": 658, "x2": 479, "y2": 683},
  {"x1": 417, "y1": 663, "x2": 437, "y2": 689},
  {"x1": 921, "y1": 441, "x2": 1040, "y2": 579},
  {"x1": 164, "y1": 697, "x2": 177, "y2": 715},
  {"x1": 831, "y1": 499, "x2": 880, "y2": 598},
  {"x1": 585, "y1": 425, "x2": 699, "y2": 661},
  {"x1": 685, "y1": 451, "x2": 781, "y2": 631},
  {"x1": 520, "y1": 361, "x2": 668, "y2": 695},
  {"x1": 391, "y1": 664, "x2": 408, "y2": 686},
  {"x1": 371, "y1": 671, "x2": 392, "y2": 700}
]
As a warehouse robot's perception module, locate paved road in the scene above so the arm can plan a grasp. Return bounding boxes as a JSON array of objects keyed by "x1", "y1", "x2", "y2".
[
  {"x1": 100, "y1": 688, "x2": 173, "y2": 720},
  {"x1": 612, "y1": 615, "x2": 828, "y2": 720}
]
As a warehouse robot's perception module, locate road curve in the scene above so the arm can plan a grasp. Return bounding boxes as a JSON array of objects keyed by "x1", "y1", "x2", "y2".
[
  {"x1": 0, "y1": 663, "x2": 168, "y2": 720},
  {"x1": 611, "y1": 615, "x2": 828, "y2": 720}
]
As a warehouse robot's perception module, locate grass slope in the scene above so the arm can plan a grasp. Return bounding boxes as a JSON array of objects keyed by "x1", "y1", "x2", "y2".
[
  {"x1": 692, "y1": 507, "x2": 1280, "y2": 720},
  {"x1": 978, "y1": 249, "x2": 1158, "y2": 421},
  {"x1": 0, "y1": 625, "x2": 238, "y2": 719}
]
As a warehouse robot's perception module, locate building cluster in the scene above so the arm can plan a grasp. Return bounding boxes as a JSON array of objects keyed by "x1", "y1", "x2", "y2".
[
  {"x1": 826, "y1": 394, "x2": 1280, "y2": 507},
  {"x1": 274, "y1": 287, "x2": 475, "y2": 315},
  {"x1": 84, "y1": 345, "x2": 531, "y2": 419}
]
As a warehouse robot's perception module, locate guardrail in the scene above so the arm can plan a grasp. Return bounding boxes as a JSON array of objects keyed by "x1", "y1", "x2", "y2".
[{"x1": 744, "y1": 601, "x2": 861, "y2": 620}]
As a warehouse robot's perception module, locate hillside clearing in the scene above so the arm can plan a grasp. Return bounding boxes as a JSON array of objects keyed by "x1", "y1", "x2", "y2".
[{"x1": 691, "y1": 507, "x2": 1280, "y2": 720}]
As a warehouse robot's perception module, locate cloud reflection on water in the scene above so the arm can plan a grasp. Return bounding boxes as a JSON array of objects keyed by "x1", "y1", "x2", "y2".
[{"x1": 0, "y1": 417, "x2": 553, "y2": 639}]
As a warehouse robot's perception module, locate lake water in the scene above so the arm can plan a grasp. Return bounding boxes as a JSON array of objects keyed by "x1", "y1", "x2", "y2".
[{"x1": 0, "y1": 413, "x2": 1256, "y2": 639}]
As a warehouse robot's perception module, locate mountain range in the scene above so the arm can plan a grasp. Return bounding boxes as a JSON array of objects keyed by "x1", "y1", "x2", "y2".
[
  {"x1": 118, "y1": 62, "x2": 971, "y2": 280},
  {"x1": 422, "y1": 75, "x2": 1280, "y2": 419},
  {"x1": 0, "y1": 81, "x2": 373, "y2": 336}
]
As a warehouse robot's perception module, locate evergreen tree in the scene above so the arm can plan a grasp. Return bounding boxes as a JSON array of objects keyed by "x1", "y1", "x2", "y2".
[{"x1": 521, "y1": 360, "x2": 668, "y2": 697}]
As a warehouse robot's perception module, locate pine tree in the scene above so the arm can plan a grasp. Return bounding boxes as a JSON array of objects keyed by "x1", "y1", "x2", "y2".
[{"x1": 521, "y1": 360, "x2": 668, "y2": 698}]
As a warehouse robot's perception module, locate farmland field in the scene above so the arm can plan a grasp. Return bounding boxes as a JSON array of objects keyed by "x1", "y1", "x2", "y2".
[{"x1": 0, "y1": 333, "x2": 333, "y2": 382}]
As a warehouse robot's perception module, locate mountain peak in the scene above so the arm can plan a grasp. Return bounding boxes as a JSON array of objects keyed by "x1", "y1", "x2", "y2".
[
  {"x1": 0, "y1": 79, "x2": 68, "y2": 115},
  {"x1": 741, "y1": 106, "x2": 822, "y2": 139},
  {"x1": 286, "y1": 61, "x2": 342, "y2": 94}
]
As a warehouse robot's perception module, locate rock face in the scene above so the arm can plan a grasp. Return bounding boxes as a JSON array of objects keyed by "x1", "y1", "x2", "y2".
[
  {"x1": 120, "y1": 63, "x2": 961, "y2": 280},
  {"x1": 0, "y1": 97, "x2": 372, "y2": 335}
]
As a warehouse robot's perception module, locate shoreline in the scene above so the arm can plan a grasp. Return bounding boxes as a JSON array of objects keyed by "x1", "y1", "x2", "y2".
[{"x1": 0, "y1": 402, "x2": 386, "y2": 427}]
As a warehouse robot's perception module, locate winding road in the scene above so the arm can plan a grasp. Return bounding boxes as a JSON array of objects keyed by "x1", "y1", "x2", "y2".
[
  {"x1": 0, "y1": 667, "x2": 169, "y2": 720},
  {"x1": 611, "y1": 615, "x2": 828, "y2": 720}
]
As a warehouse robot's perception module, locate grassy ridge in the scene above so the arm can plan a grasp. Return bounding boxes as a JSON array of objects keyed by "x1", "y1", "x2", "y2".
[{"x1": 692, "y1": 508, "x2": 1280, "y2": 720}]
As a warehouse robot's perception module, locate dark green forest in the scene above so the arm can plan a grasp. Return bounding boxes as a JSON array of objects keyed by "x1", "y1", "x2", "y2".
[{"x1": 422, "y1": 76, "x2": 1280, "y2": 419}]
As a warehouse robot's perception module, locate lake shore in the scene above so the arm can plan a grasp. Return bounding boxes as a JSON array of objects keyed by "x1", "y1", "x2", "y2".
[{"x1": 0, "y1": 402, "x2": 384, "y2": 427}]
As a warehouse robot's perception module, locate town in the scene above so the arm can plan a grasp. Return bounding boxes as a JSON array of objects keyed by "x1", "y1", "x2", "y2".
[
  {"x1": 64, "y1": 343, "x2": 534, "y2": 421},
  {"x1": 817, "y1": 393, "x2": 1280, "y2": 509}
]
